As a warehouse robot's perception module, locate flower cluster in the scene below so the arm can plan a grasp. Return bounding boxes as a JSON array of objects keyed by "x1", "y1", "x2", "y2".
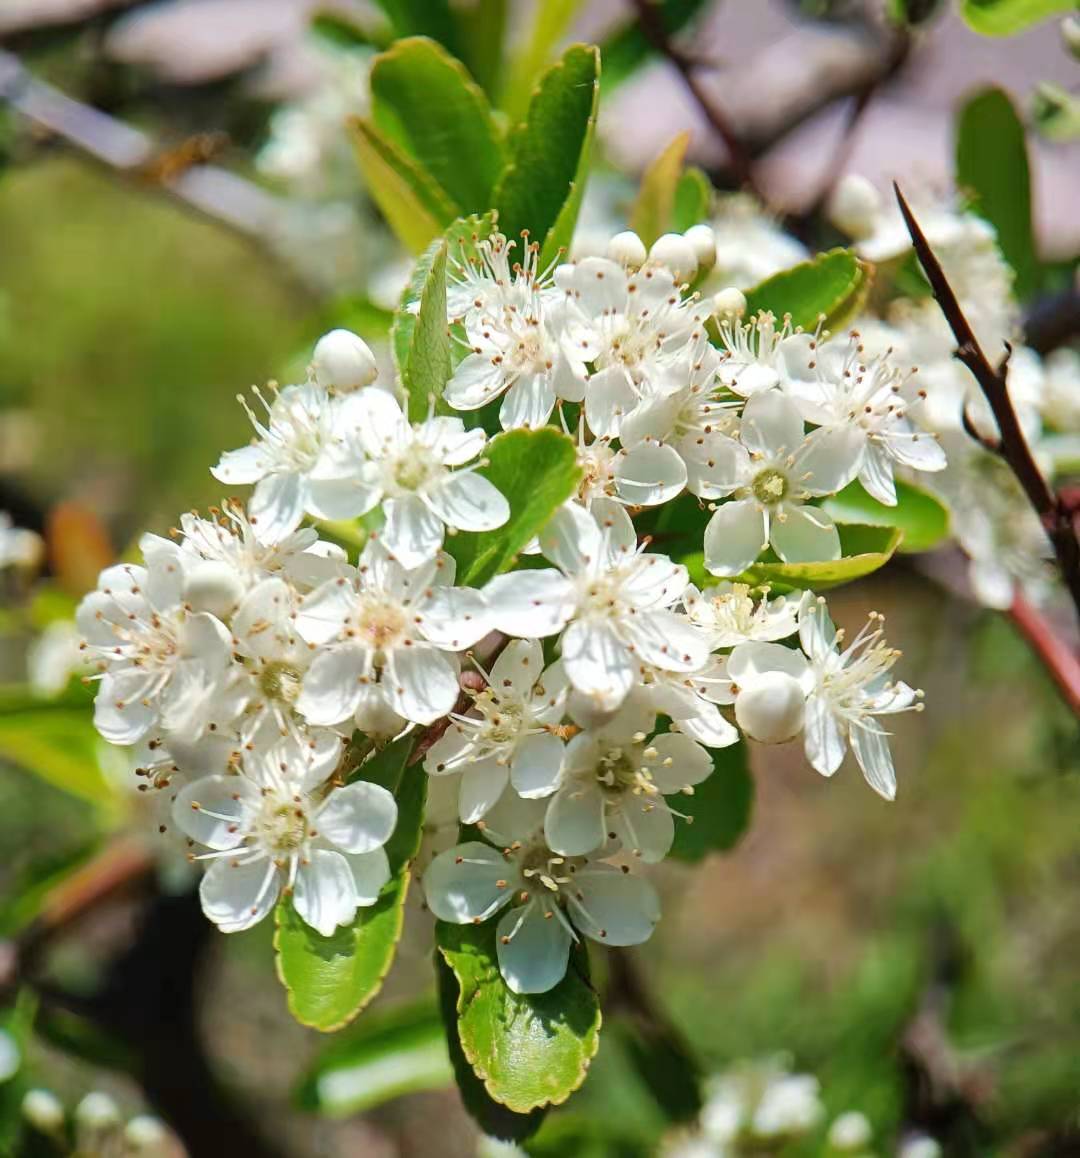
[{"x1": 77, "y1": 228, "x2": 938, "y2": 991}]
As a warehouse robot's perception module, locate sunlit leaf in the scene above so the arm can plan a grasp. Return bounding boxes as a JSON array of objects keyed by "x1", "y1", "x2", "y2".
[
  {"x1": 959, "y1": 0, "x2": 1075, "y2": 36},
  {"x1": 743, "y1": 249, "x2": 866, "y2": 332},
  {"x1": 823, "y1": 480, "x2": 950, "y2": 554},
  {"x1": 671, "y1": 166, "x2": 712, "y2": 232}
]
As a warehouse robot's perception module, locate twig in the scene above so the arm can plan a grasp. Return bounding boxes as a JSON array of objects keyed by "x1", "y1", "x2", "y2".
[
  {"x1": 1008, "y1": 595, "x2": 1080, "y2": 716},
  {"x1": 629, "y1": 0, "x2": 762, "y2": 199},
  {"x1": 894, "y1": 183, "x2": 1080, "y2": 629}
]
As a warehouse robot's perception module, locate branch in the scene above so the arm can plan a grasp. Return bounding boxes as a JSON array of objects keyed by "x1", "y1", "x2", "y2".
[
  {"x1": 1008, "y1": 595, "x2": 1080, "y2": 717},
  {"x1": 628, "y1": 0, "x2": 762, "y2": 200},
  {"x1": 894, "y1": 183, "x2": 1080, "y2": 629}
]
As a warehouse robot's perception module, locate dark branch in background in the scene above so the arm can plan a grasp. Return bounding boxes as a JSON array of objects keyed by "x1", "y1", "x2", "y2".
[
  {"x1": 894, "y1": 183, "x2": 1080, "y2": 631},
  {"x1": 629, "y1": 0, "x2": 762, "y2": 200},
  {"x1": 1024, "y1": 283, "x2": 1080, "y2": 356},
  {"x1": 1009, "y1": 596, "x2": 1080, "y2": 717}
]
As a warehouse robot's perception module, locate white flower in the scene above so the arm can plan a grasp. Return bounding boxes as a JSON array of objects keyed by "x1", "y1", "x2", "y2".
[
  {"x1": 828, "y1": 1110, "x2": 873, "y2": 1151},
  {"x1": 424, "y1": 794, "x2": 659, "y2": 993},
  {"x1": 544, "y1": 696, "x2": 713, "y2": 862},
  {"x1": 78, "y1": 559, "x2": 232, "y2": 746},
  {"x1": 1040, "y1": 347, "x2": 1080, "y2": 432},
  {"x1": 310, "y1": 328, "x2": 378, "y2": 391},
  {"x1": 28, "y1": 620, "x2": 87, "y2": 697},
  {"x1": 799, "y1": 599, "x2": 921, "y2": 800},
  {"x1": 701, "y1": 390, "x2": 863, "y2": 577},
  {"x1": 424, "y1": 639, "x2": 569, "y2": 823},
  {"x1": 446, "y1": 231, "x2": 557, "y2": 327},
  {"x1": 716, "y1": 311, "x2": 797, "y2": 398},
  {"x1": 556, "y1": 257, "x2": 714, "y2": 440},
  {"x1": 683, "y1": 582, "x2": 804, "y2": 648},
  {"x1": 750, "y1": 1072, "x2": 824, "y2": 1139},
  {"x1": 213, "y1": 383, "x2": 376, "y2": 544},
  {"x1": 295, "y1": 540, "x2": 489, "y2": 728},
  {"x1": 485, "y1": 500, "x2": 708, "y2": 711},
  {"x1": 635, "y1": 666, "x2": 739, "y2": 750},
  {"x1": 782, "y1": 329, "x2": 947, "y2": 505},
  {"x1": 176, "y1": 735, "x2": 396, "y2": 936},
  {"x1": 322, "y1": 389, "x2": 510, "y2": 568},
  {"x1": 706, "y1": 642, "x2": 812, "y2": 744}
]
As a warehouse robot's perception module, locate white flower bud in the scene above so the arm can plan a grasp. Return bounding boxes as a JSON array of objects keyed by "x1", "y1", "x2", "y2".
[
  {"x1": 125, "y1": 1115, "x2": 170, "y2": 1153},
  {"x1": 606, "y1": 230, "x2": 648, "y2": 268},
  {"x1": 828, "y1": 174, "x2": 881, "y2": 239},
  {"x1": 182, "y1": 560, "x2": 244, "y2": 619},
  {"x1": 899, "y1": 1137, "x2": 943, "y2": 1158},
  {"x1": 734, "y1": 672, "x2": 806, "y2": 743},
  {"x1": 828, "y1": 1110, "x2": 873, "y2": 1151},
  {"x1": 648, "y1": 232, "x2": 698, "y2": 282},
  {"x1": 712, "y1": 287, "x2": 747, "y2": 320},
  {"x1": 683, "y1": 224, "x2": 716, "y2": 272},
  {"x1": 22, "y1": 1089, "x2": 64, "y2": 1133},
  {"x1": 1063, "y1": 14, "x2": 1080, "y2": 58},
  {"x1": 74, "y1": 1091, "x2": 120, "y2": 1133},
  {"x1": 311, "y1": 328, "x2": 378, "y2": 391}
]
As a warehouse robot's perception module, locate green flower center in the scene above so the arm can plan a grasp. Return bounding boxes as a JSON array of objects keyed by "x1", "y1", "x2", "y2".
[{"x1": 751, "y1": 467, "x2": 788, "y2": 505}]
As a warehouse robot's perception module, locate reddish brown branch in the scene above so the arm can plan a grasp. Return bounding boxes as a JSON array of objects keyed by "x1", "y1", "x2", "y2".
[
  {"x1": 1008, "y1": 596, "x2": 1080, "y2": 716},
  {"x1": 894, "y1": 183, "x2": 1080, "y2": 630}
]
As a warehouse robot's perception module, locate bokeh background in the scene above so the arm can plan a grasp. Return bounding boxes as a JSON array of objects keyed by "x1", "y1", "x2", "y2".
[{"x1": 0, "y1": 2, "x2": 1078, "y2": 1155}]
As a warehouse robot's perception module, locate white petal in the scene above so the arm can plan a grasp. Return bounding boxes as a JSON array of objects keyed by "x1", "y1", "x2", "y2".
[
  {"x1": 172, "y1": 775, "x2": 254, "y2": 849},
  {"x1": 792, "y1": 424, "x2": 865, "y2": 496},
  {"x1": 859, "y1": 445, "x2": 897, "y2": 506},
  {"x1": 888, "y1": 428, "x2": 947, "y2": 472},
  {"x1": 490, "y1": 638, "x2": 544, "y2": 696},
  {"x1": 381, "y1": 495, "x2": 444, "y2": 568},
  {"x1": 485, "y1": 570, "x2": 576, "y2": 638},
  {"x1": 684, "y1": 433, "x2": 751, "y2": 500},
  {"x1": 422, "y1": 417, "x2": 486, "y2": 466},
  {"x1": 425, "y1": 472, "x2": 509, "y2": 533},
  {"x1": 499, "y1": 372, "x2": 556, "y2": 431},
  {"x1": 648, "y1": 733, "x2": 713, "y2": 792},
  {"x1": 343, "y1": 388, "x2": 410, "y2": 458},
  {"x1": 621, "y1": 609, "x2": 708, "y2": 673},
  {"x1": 560, "y1": 619, "x2": 635, "y2": 708},
  {"x1": 232, "y1": 577, "x2": 292, "y2": 660},
  {"x1": 727, "y1": 640, "x2": 810, "y2": 685},
  {"x1": 544, "y1": 783, "x2": 607, "y2": 856},
  {"x1": 798, "y1": 601, "x2": 837, "y2": 663},
  {"x1": 296, "y1": 646, "x2": 368, "y2": 726},
  {"x1": 200, "y1": 857, "x2": 278, "y2": 933},
  {"x1": 294, "y1": 849, "x2": 360, "y2": 936},
  {"x1": 423, "y1": 842, "x2": 512, "y2": 923},
  {"x1": 305, "y1": 475, "x2": 382, "y2": 521},
  {"x1": 585, "y1": 365, "x2": 638, "y2": 439},
  {"x1": 383, "y1": 643, "x2": 460, "y2": 725},
  {"x1": 770, "y1": 504, "x2": 840, "y2": 564},
  {"x1": 415, "y1": 585, "x2": 490, "y2": 650},
  {"x1": 614, "y1": 443, "x2": 687, "y2": 507},
  {"x1": 803, "y1": 693, "x2": 846, "y2": 776},
  {"x1": 510, "y1": 732, "x2": 565, "y2": 799},
  {"x1": 317, "y1": 780, "x2": 398, "y2": 854},
  {"x1": 676, "y1": 701, "x2": 739, "y2": 748},
  {"x1": 850, "y1": 724, "x2": 897, "y2": 800},
  {"x1": 212, "y1": 443, "x2": 269, "y2": 485},
  {"x1": 295, "y1": 578, "x2": 355, "y2": 645},
  {"x1": 539, "y1": 501, "x2": 602, "y2": 575},
  {"x1": 496, "y1": 900, "x2": 572, "y2": 995},
  {"x1": 612, "y1": 795, "x2": 674, "y2": 863},
  {"x1": 458, "y1": 758, "x2": 509, "y2": 823},
  {"x1": 741, "y1": 390, "x2": 804, "y2": 456},
  {"x1": 423, "y1": 724, "x2": 474, "y2": 773},
  {"x1": 591, "y1": 497, "x2": 637, "y2": 560},
  {"x1": 346, "y1": 847, "x2": 391, "y2": 905},
  {"x1": 568, "y1": 864, "x2": 660, "y2": 946},
  {"x1": 444, "y1": 354, "x2": 509, "y2": 410},
  {"x1": 703, "y1": 499, "x2": 767, "y2": 577},
  {"x1": 94, "y1": 670, "x2": 158, "y2": 744},
  {"x1": 250, "y1": 472, "x2": 305, "y2": 545}
]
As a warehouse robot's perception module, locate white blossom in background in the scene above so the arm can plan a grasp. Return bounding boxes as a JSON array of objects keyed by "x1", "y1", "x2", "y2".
[
  {"x1": 0, "y1": 511, "x2": 43, "y2": 571},
  {"x1": 709, "y1": 194, "x2": 809, "y2": 289},
  {"x1": 424, "y1": 794, "x2": 659, "y2": 993}
]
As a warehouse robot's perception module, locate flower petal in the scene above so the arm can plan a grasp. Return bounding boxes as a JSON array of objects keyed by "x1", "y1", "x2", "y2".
[
  {"x1": 792, "y1": 424, "x2": 865, "y2": 496},
  {"x1": 770, "y1": 504, "x2": 840, "y2": 564},
  {"x1": 648, "y1": 733, "x2": 713, "y2": 793},
  {"x1": 317, "y1": 780, "x2": 398, "y2": 854},
  {"x1": 383, "y1": 643, "x2": 460, "y2": 725},
  {"x1": 585, "y1": 365, "x2": 638, "y2": 439},
  {"x1": 296, "y1": 645, "x2": 368, "y2": 726},
  {"x1": 200, "y1": 857, "x2": 278, "y2": 933},
  {"x1": 294, "y1": 849, "x2": 360, "y2": 936},
  {"x1": 381, "y1": 495, "x2": 444, "y2": 568},
  {"x1": 803, "y1": 692, "x2": 846, "y2": 776},
  {"x1": 250, "y1": 472, "x2": 305, "y2": 545},
  {"x1": 496, "y1": 900, "x2": 572, "y2": 995},
  {"x1": 614, "y1": 442, "x2": 687, "y2": 507},
  {"x1": 850, "y1": 724, "x2": 897, "y2": 800},
  {"x1": 741, "y1": 389, "x2": 804, "y2": 457},
  {"x1": 485, "y1": 570, "x2": 576, "y2": 638},
  {"x1": 346, "y1": 847, "x2": 391, "y2": 906},
  {"x1": 560, "y1": 619, "x2": 635, "y2": 709},
  {"x1": 425, "y1": 472, "x2": 509, "y2": 533},
  {"x1": 458, "y1": 758, "x2": 510, "y2": 823},
  {"x1": 544, "y1": 783, "x2": 607, "y2": 856},
  {"x1": 611, "y1": 795, "x2": 674, "y2": 863},
  {"x1": 703, "y1": 498, "x2": 767, "y2": 577},
  {"x1": 510, "y1": 731, "x2": 565, "y2": 799},
  {"x1": 568, "y1": 864, "x2": 660, "y2": 946},
  {"x1": 423, "y1": 842, "x2": 512, "y2": 923}
]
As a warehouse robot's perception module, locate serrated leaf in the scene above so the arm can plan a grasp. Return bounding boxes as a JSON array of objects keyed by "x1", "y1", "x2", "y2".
[
  {"x1": 956, "y1": 86, "x2": 1038, "y2": 302},
  {"x1": 671, "y1": 166, "x2": 712, "y2": 233},
  {"x1": 493, "y1": 44, "x2": 600, "y2": 266},
  {"x1": 743, "y1": 249, "x2": 865, "y2": 332},
  {"x1": 631, "y1": 131, "x2": 690, "y2": 247},
  {"x1": 371, "y1": 38, "x2": 505, "y2": 215},
  {"x1": 296, "y1": 997, "x2": 452, "y2": 1115},
  {"x1": 444, "y1": 427, "x2": 582, "y2": 586},
  {"x1": 959, "y1": 0, "x2": 1075, "y2": 36},
  {"x1": 823, "y1": 479, "x2": 950, "y2": 554},
  {"x1": 395, "y1": 242, "x2": 451, "y2": 423},
  {"x1": 669, "y1": 741, "x2": 753, "y2": 862},
  {"x1": 436, "y1": 919, "x2": 602, "y2": 1114},
  {"x1": 274, "y1": 737, "x2": 426, "y2": 1032},
  {"x1": 349, "y1": 117, "x2": 457, "y2": 253}
]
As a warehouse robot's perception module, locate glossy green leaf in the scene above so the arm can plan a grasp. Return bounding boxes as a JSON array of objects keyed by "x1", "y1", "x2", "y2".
[
  {"x1": 445, "y1": 427, "x2": 581, "y2": 586},
  {"x1": 823, "y1": 480, "x2": 950, "y2": 554},
  {"x1": 297, "y1": 998, "x2": 452, "y2": 1115},
  {"x1": 743, "y1": 248, "x2": 865, "y2": 332},
  {"x1": 371, "y1": 38, "x2": 505, "y2": 214},
  {"x1": 396, "y1": 241, "x2": 451, "y2": 423},
  {"x1": 493, "y1": 44, "x2": 600, "y2": 266},
  {"x1": 274, "y1": 737, "x2": 426, "y2": 1032},
  {"x1": 956, "y1": 86, "x2": 1038, "y2": 301},
  {"x1": 349, "y1": 117, "x2": 457, "y2": 253},
  {"x1": 436, "y1": 919, "x2": 602, "y2": 1113},
  {"x1": 498, "y1": 0, "x2": 583, "y2": 121},
  {"x1": 670, "y1": 741, "x2": 753, "y2": 862},
  {"x1": 740, "y1": 524, "x2": 903, "y2": 591},
  {"x1": 671, "y1": 166, "x2": 712, "y2": 232},
  {"x1": 960, "y1": 0, "x2": 1075, "y2": 36},
  {"x1": 631, "y1": 131, "x2": 690, "y2": 247}
]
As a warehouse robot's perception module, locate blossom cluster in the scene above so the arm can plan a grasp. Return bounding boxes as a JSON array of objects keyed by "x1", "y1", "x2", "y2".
[{"x1": 76, "y1": 226, "x2": 940, "y2": 993}]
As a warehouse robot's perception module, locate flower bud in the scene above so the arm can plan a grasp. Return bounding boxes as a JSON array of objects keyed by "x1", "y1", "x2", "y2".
[
  {"x1": 828, "y1": 1110, "x2": 873, "y2": 1151},
  {"x1": 74, "y1": 1091, "x2": 120, "y2": 1134},
  {"x1": 606, "y1": 230, "x2": 648, "y2": 268},
  {"x1": 183, "y1": 560, "x2": 244, "y2": 619},
  {"x1": 828, "y1": 174, "x2": 881, "y2": 239},
  {"x1": 125, "y1": 1115, "x2": 170, "y2": 1153},
  {"x1": 648, "y1": 232, "x2": 698, "y2": 282},
  {"x1": 311, "y1": 328, "x2": 378, "y2": 391},
  {"x1": 734, "y1": 671, "x2": 806, "y2": 743},
  {"x1": 712, "y1": 287, "x2": 747, "y2": 320},
  {"x1": 684, "y1": 224, "x2": 717, "y2": 273},
  {"x1": 22, "y1": 1089, "x2": 64, "y2": 1134}
]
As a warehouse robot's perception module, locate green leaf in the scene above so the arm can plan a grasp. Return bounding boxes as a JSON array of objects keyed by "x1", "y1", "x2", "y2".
[
  {"x1": 669, "y1": 741, "x2": 753, "y2": 862},
  {"x1": 956, "y1": 86, "x2": 1039, "y2": 301},
  {"x1": 311, "y1": 9, "x2": 390, "y2": 49},
  {"x1": 742, "y1": 524, "x2": 903, "y2": 591},
  {"x1": 1032, "y1": 83, "x2": 1080, "y2": 143},
  {"x1": 297, "y1": 998, "x2": 452, "y2": 1115},
  {"x1": 436, "y1": 919, "x2": 602, "y2": 1113},
  {"x1": 274, "y1": 737, "x2": 426, "y2": 1032},
  {"x1": 349, "y1": 117, "x2": 457, "y2": 253},
  {"x1": 498, "y1": 0, "x2": 584, "y2": 122},
  {"x1": 823, "y1": 480, "x2": 950, "y2": 555},
  {"x1": 671, "y1": 166, "x2": 712, "y2": 233},
  {"x1": 742, "y1": 248, "x2": 865, "y2": 332},
  {"x1": 445, "y1": 427, "x2": 582, "y2": 586},
  {"x1": 959, "y1": 0, "x2": 1075, "y2": 36},
  {"x1": 493, "y1": 44, "x2": 600, "y2": 266},
  {"x1": 612, "y1": 1016, "x2": 702, "y2": 1124},
  {"x1": 371, "y1": 38, "x2": 505, "y2": 215},
  {"x1": 396, "y1": 242, "x2": 451, "y2": 423},
  {"x1": 454, "y1": 0, "x2": 508, "y2": 98},
  {"x1": 631, "y1": 131, "x2": 690, "y2": 247},
  {"x1": 372, "y1": 0, "x2": 464, "y2": 57}
]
